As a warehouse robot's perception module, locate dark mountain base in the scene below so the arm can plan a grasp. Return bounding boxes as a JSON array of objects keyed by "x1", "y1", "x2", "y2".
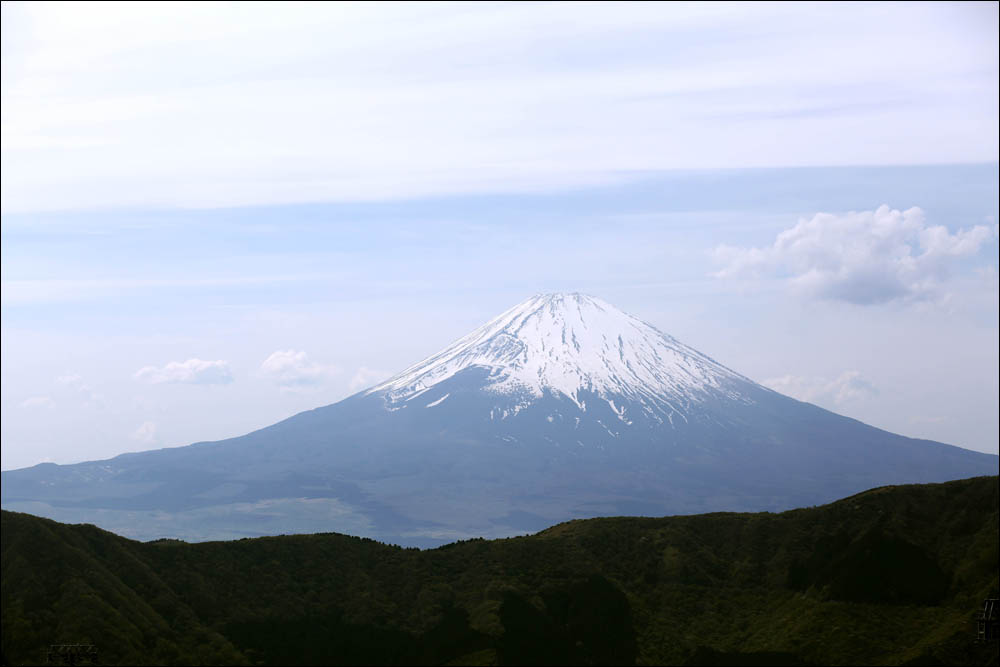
[{"x1": 2, "y1": 476, "x2": 998, "y2": 666}]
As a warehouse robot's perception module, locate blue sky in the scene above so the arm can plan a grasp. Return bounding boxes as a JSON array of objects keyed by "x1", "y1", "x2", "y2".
[{"x1": 1, "y1": 2, "x2": 998, "y2": 469}]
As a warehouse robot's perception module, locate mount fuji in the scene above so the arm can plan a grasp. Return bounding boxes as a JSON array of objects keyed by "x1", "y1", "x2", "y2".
[{"x1": 2, "y1": 293, "x2": 996, "y2": 546}]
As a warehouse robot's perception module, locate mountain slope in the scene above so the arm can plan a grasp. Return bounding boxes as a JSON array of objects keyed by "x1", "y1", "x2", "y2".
[
  {"x1": 2, "y1": 293, "x2": 996, "y2": 545},
  {"x1": 3, "y1": 477, "x2": 998, "y2": 666}
]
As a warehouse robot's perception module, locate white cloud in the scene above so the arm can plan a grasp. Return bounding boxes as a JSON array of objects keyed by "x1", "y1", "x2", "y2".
[
  {"x1": 260, "y1": 350, "x2": 337, "y2": 391},
  {"x1": 19, "y1": 396, "x2": 54, "y2": 409},
  {"x1": 134, "y1": 358, "x2": 234, "y2": 385},
  {"x1": 131, "y1": 421, "x2": 159, "y2": 445},
  {"x1": 348, "y1": 366, "x2": 391, "y2": 393},
  {"x1": 764, "y1": 370, "x2": 878, "y2": 406},
  {"x1": 713, "y1": 205, "x2": 996, "y2": 304}
]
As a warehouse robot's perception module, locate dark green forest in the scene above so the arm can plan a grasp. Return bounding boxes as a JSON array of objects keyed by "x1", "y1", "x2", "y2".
[{"x1": 2, "y1": 476, "x2": 998, "y2": 666}]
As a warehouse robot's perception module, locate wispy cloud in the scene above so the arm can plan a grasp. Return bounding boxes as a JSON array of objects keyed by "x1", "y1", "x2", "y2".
[
  {"x1": 260, "y1": 350, "x2": 337, "y2": 392},
  {"x1": 764, "y1": 371, "x2": 878, "y2": 406},
  {"x1": 0, "y1": 275, "x2": 326, "y2": 305},
  {"x1": 131, "y1": 421, "x2": 159, "y2": 445},
  {"x1": 19, "y1": 396, "x2": 54, "y2": 409},
  {"x1": 2, "y1": 2, "x2": 996, "y2": 212},
  {"x1": 134, "y1": 358, "x2": 234, "y2": 385},
  {"x1": 55, "y1": 373, "x2": 104, "y2": 405},
  {"x1": 713, "y1": 205, "x2": 995, "y2": 305},
  {"x1": 349, "y1": 366, "x2": 391, "y2": 393}
]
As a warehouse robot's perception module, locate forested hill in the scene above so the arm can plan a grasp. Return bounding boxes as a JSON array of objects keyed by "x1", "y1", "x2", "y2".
[{"x1": 3, "y1": 476, "x2": 998, "y2": 666}]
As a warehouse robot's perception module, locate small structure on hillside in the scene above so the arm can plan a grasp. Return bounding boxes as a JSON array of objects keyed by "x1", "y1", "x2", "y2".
[
  {"x1": 976, "y1": 599, "x2": 998, "y2": 642},
  {"x1": 46, "y1": 644, "x2": 98, "y2": 666}
]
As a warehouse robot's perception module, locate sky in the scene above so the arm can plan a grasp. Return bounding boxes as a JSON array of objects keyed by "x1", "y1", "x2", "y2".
[{"x1": 2, "y1": 2, "x2": 998, "y2": 470}]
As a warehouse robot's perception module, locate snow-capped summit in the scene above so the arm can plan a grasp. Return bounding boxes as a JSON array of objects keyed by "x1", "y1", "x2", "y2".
[{"x1": 369, "y1": 293, "x2": 753, "y2": 416}]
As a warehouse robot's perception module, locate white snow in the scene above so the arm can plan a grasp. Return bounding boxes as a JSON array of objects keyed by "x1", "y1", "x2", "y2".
[
  {"x1": 369, "y1": 293, "x2": 756, "y2": 416},
  {"x1": 425, "y1": 393, "x2": 450, "y2": 408}
]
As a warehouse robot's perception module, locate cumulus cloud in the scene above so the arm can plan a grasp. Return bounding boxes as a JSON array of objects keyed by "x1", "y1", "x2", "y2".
[
  {"x1": 764, "y1": 370, "x2": 878, "y2": 406},
  {"x1": 134, "y1": 358, "x2": 234, "y2": 385},
  {"x1": 19, "y1": 396, "x2": 54, "y2": 409},
  {"x1": 260, "y1": 350, "x2": 337, "y2": 391},
  {"x1": 713, "y1": 205, "x2": 995, "y2": 304},
  {"x1": 131, "y1": 421, "x2": 159, "y2": 445},
  {"x1": 348, "y1": 366, "x2": 391, "y2": 393}
]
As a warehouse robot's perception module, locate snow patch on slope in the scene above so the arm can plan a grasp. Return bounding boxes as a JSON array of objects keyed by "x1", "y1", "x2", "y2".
[{"x1": 426, "y1": 393, "x2": 450, "y2": 408}]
